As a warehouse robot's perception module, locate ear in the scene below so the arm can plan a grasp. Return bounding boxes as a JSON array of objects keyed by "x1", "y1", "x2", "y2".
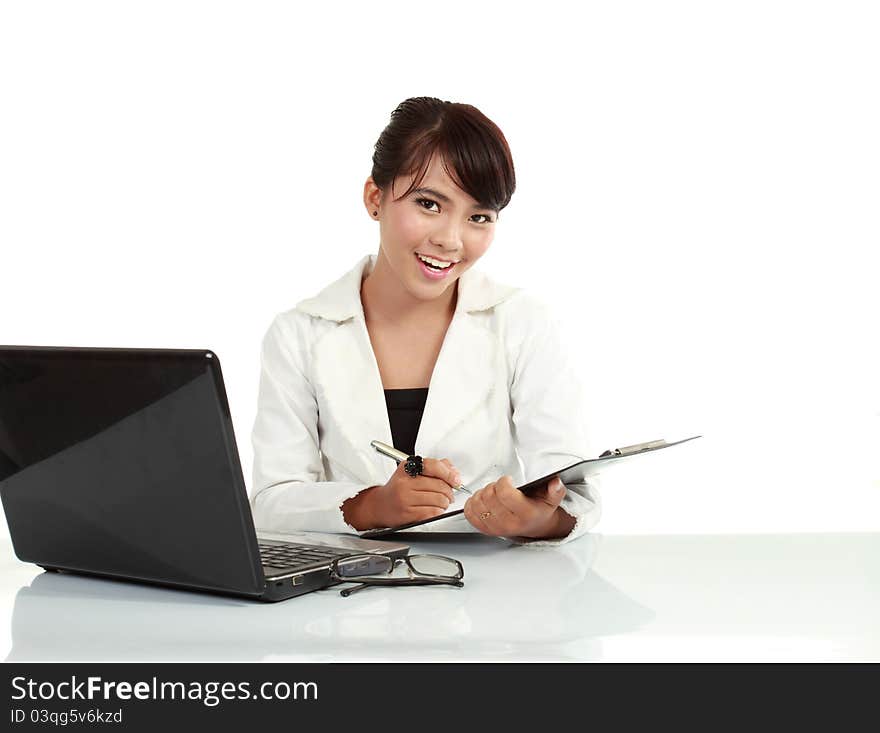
[{"x1": 363, "y1": 177, "x2": 384, "y2": 218}]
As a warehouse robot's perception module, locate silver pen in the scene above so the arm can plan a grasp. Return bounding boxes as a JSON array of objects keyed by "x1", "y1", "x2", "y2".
[{"x1": 370, "y1": 440, "x2": 472, "y2": 495}]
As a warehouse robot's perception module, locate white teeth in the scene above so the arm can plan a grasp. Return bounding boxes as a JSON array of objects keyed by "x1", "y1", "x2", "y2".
[{"x1": 417, "y1": 253, "x2": 454, "y2": 269}]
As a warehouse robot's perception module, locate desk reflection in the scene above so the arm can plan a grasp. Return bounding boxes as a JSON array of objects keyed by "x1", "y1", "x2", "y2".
[{"x1": 7, "y1": 534, "x2": 654, "y2": 661}]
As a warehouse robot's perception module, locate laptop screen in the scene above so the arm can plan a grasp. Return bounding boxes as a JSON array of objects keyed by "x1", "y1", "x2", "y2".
[{"x1": 0, "y1": 347, "x2": 264, "y2": 597}]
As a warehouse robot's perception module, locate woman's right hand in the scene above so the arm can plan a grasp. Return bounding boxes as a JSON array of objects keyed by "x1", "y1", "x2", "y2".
[{"x1": 342, "y1": 458, "x2": 461, "y2": 530}]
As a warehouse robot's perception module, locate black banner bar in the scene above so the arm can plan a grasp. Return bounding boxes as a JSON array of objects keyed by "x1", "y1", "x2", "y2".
[{"x1": 3, "y1": 662, "x2": 872, "y2": 729}]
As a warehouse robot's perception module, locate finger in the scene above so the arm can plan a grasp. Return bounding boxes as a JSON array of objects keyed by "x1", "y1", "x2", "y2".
[
  {"x1": 465, "y1": 487, "x2": 513, "y2": 535},
  {"x1": 492, "y1": 475, "x2": 533, "y2": 515},
  {"x1": 542, "y1": 476, "x2": 567, "y2": 508},
  {"x1": 410, "y1": 477, "x2": 454, "y2": 504},
  {"x1": 394, "y1": 460, "x2": 454, "y2": 503},
  {"x1": 511, "y1": 475, "x2": 566, "y2": 509},
  {"x1": 406, "y1": 486, "x2": 453, "y2": 509},
  {"x1": 408, "y1": 506, "x2": 448, "y2": 523},
  {"x1": 421, "y1": 457, "x2": 462, "y2": 489},
  {"x1": 483, "y1": 480, "x2": 518, "y2": 522},
  {"x1": 441, "y1": 458, "x2": 469, "y2": 492},
  {"x1": 392, "y1": 460, "x2": 412, "y2": 478},
  {"x1": 464, "y1": 489, "x2": 486, "y2": 519},
  {"x1": 463, "y1": 492, "x2": 491, "y2": 533}
]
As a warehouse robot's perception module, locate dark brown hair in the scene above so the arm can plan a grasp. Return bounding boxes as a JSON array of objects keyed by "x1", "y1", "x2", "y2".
[{"x1": 371, "y1": 97, "x2": 516, "y2": 214}]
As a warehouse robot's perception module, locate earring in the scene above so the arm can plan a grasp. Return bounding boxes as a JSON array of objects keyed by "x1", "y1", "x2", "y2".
[{"x1": 373, "y1": 211, "x2": 378, "y2": 216}]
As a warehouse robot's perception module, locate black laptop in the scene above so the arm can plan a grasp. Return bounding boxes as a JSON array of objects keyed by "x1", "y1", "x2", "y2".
[{"x1": 0, "y1": 345, "x2": 408, "y2": 602}]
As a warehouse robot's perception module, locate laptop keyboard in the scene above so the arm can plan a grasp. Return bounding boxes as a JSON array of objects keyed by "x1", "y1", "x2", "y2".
[{"x1": 258, "y1": 541, "x2": 354, "y2": 571}]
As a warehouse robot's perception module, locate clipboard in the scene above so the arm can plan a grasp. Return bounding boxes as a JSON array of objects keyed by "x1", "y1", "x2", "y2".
[{"x1": 359, "y1": 435, "x2": 702, "y2": 539}]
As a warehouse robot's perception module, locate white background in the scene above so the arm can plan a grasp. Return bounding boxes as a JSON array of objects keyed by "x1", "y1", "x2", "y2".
[{"x1": 1, "y1": 0, "x2": 878, "y2": 537}]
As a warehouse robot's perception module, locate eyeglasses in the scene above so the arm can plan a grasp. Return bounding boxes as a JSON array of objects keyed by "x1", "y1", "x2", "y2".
[{"x1": 328, "y1": 553, "x2": 464, "y2": 598}]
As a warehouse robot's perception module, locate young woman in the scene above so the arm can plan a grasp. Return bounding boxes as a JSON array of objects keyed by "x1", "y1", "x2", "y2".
[{"x1": 251, "y1": 97, "x2": 600, "y2": 546}]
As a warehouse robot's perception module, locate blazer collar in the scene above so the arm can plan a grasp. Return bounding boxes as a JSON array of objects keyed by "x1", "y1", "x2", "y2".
[
  {"x1": 295, "y1": 253, "x2": 520, "y2": 484},
  {"x1": 294, "y1": 253, "x2": 519, "y2": 322}
]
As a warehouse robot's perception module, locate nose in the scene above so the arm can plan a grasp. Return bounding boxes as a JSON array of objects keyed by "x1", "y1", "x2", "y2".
[{"x1": 429, "y1": 218, "x2": 464, "y2": 254}]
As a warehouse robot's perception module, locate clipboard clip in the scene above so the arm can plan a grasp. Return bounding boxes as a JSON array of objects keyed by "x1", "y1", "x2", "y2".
[{"x1": 599, "y1": 439, "x2": 669, "y2": 458}]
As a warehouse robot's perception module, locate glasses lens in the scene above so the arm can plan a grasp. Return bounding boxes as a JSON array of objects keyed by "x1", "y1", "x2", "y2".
[
  {"x1": 408, "y1": 555, "x2": 460, "y2": 578},
  {"x1": 335, "y1": 554, "x2": 392, "y2": 579}
]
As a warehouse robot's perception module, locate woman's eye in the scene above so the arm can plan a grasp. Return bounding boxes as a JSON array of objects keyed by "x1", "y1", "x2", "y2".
[
  {"x1": 416, "y1": 198, "x2": 440, "y2": 212},
  {"x1": 415, "y1": 198, "x2": 494, "y2": 224}
]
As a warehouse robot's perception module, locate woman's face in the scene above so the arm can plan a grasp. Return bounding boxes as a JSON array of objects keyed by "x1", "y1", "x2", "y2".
[{"x1": 365, "y1": 153, "x2": 497, "y2": 302}]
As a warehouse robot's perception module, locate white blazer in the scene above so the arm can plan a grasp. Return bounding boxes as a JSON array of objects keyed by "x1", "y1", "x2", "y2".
[{"x1": 250, "y1": 253, "x2": 601, "y2": 547}]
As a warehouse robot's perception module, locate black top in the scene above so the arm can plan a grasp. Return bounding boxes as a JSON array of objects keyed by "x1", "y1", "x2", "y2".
[{"x1": 383, "y1": 387, "x2": 429, "y2": 457}]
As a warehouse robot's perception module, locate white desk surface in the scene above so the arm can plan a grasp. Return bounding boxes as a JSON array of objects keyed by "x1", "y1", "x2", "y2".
[{"x1": 1, "y1": 531, "x2": 877, "y2": 662}]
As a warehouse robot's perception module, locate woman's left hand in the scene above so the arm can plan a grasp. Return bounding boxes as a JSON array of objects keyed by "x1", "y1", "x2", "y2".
[{"x1": 463, "y1": 475, "x2": 575, "y2": 540}]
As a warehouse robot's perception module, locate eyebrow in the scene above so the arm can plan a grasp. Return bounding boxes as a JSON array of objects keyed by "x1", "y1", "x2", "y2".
[{"x1": 411, "y1": 187, "x2": 493, "y2": 212}]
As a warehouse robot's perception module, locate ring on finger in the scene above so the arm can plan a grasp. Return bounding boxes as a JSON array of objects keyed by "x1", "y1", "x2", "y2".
[{"x1": 404, "y1": 454, "x2": 423, "y2": 477}]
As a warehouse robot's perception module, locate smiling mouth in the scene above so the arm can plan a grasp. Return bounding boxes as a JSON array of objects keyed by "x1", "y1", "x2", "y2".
[{"x1": 415, "y1": 252, "x2": 460, "y2": 271}]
